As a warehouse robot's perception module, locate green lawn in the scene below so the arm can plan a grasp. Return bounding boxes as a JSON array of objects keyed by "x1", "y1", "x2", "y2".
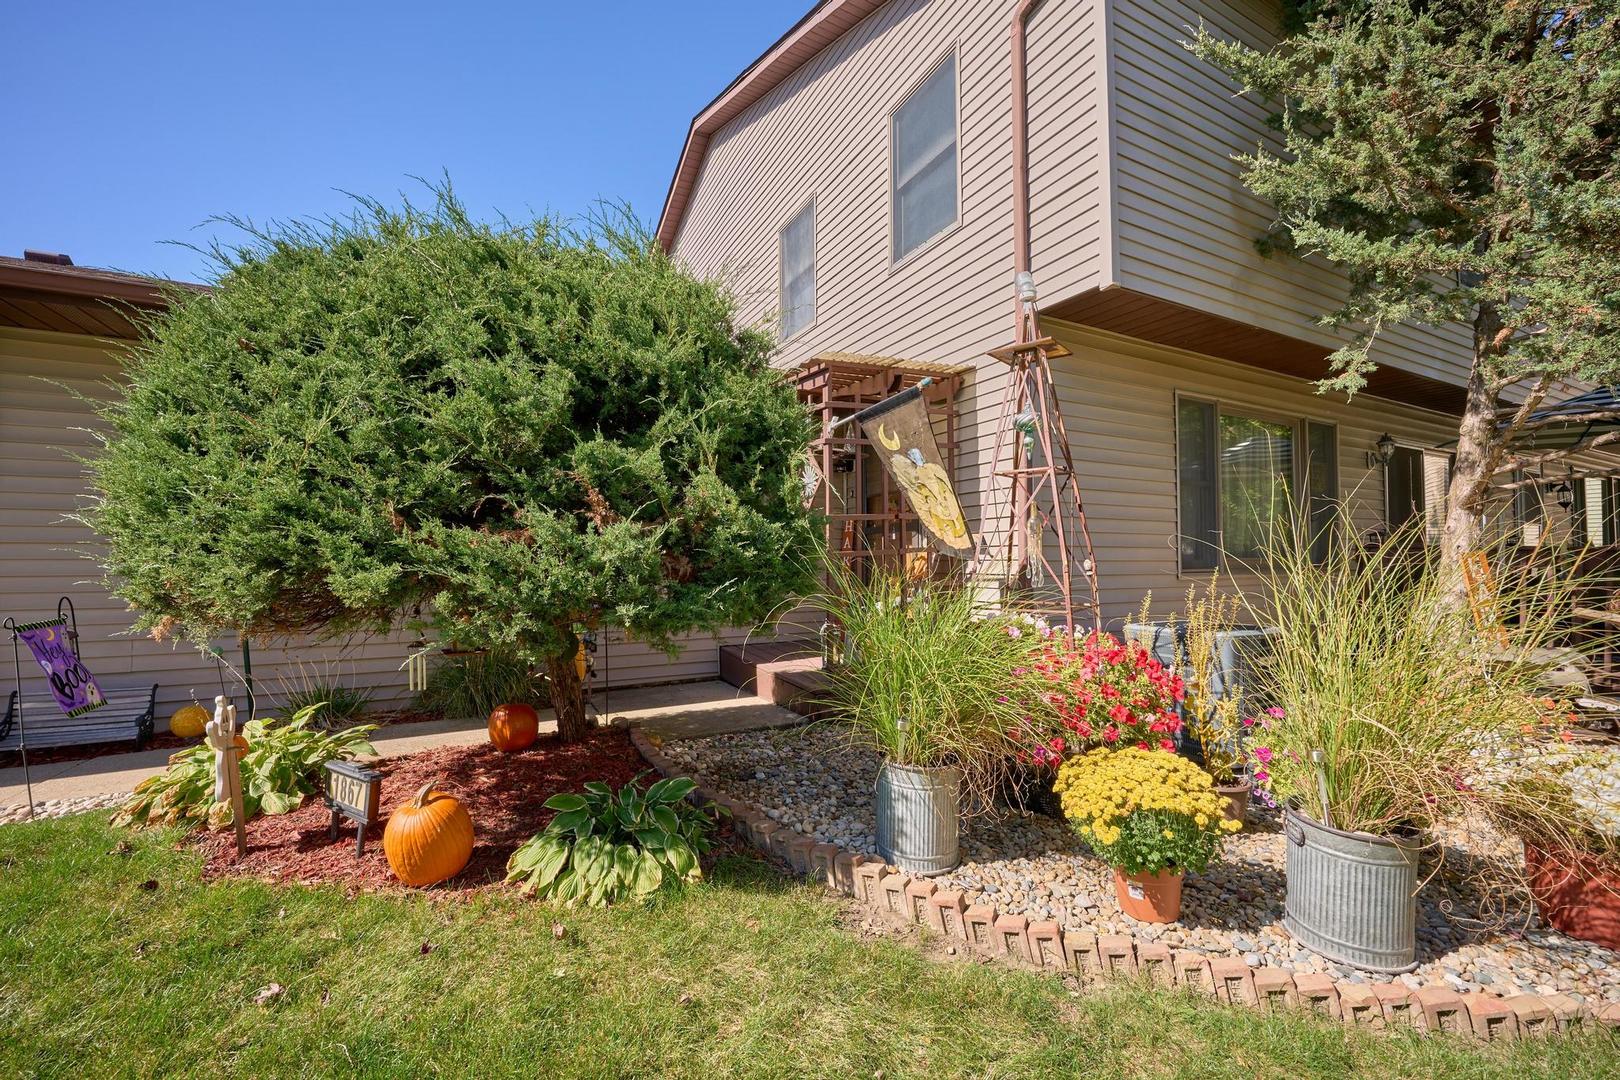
[{"x1": 2, "y1": 813, "x2": 1615, "y2": 1079}]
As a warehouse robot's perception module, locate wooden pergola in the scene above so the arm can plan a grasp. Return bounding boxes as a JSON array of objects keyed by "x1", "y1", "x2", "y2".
[{"x1": 796, "y1": 352, "x2": 967, "y2": 580}]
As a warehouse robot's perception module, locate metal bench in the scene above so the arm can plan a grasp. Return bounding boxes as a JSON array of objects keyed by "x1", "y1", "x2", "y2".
[{"x1": 1, "y1": 683, "x2": 158, "y2": 752}]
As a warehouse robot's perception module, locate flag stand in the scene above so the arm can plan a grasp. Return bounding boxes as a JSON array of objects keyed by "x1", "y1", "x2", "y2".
[{"x1": 3, "y1": 618, "x2": 35, "y2": 821}]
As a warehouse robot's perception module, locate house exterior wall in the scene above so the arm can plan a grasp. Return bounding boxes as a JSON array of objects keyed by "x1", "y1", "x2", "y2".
[
  {"x1": 1042, "y1": 319, "x2": 1467, "y2": 624},
  {"x1": 0, "y1": 327, "x2": 716, "y2": 725},
  {"x1": 1106, "y1": 0, "x2": 1476, "y2": 388}
]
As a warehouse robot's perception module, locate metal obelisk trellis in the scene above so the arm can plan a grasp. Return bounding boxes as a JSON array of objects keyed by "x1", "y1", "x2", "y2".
[{"x1": 975, "y1": 289, "x2": 1101, "y2": 636}]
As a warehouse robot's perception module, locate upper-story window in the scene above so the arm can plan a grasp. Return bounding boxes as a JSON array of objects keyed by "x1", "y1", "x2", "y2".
[
  {"x1": 891, "y1": 52, "x2": 958, "y2": 262},
  {"x1": 779, "y1": 199, "x2": 816, "y2": 340}
]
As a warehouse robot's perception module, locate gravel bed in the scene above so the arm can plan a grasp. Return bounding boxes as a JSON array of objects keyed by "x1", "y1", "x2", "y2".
[
  {"x1": 664, "y1": 723, "x2": 1620, "y2": 1004},
  {"x1": 0, "y1": 791, "x2": 127, "y2": 825}
]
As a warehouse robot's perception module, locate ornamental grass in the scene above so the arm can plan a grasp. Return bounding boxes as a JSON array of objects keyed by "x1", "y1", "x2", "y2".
[
  {"x1": 815, "y1": 568, "x2": 1037, "y2": 814},
  {"x1": 1053, "y1": 747, "x2": 1240, "y2": 876},
  {"x1": 1237, "y1": 509, "x2": 1620, "y2": 908}
]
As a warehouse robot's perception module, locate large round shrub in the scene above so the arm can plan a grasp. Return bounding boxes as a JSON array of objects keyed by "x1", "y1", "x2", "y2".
[{"x1": 88, "y1": 192, "x2": 818, "y2": 739}]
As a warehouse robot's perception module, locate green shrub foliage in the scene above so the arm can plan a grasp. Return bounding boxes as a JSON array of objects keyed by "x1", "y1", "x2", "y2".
[
  {"x1": 87, "y1": 189, "x2": 818, "y2": 737},
  {"x1": 506, "y1": 775, "x2": 718, "y2": 905},
  {"x1": 113, "y1": 705, "x2": 376, "y2": 830}
]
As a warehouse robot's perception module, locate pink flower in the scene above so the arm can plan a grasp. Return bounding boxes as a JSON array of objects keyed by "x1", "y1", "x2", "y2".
[
  {"x1": 1242, "y1": 715, "x2": 1256, "y2": 728},
  {"x1": 1253, "y1": 769, "x2": 1270, "y2": 785},
  {"x1": 1158, "y1": 738, "x2": 1175, "y2": 751},
  {"x1": 1265, "y1": 707, "x2": 1285, "y2": 720},
  {"x1": 1254, "y1": 746, "x2": 1273, "y2": 765}
]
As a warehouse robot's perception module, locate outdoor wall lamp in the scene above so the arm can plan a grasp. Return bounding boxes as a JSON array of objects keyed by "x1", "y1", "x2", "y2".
[
  {"x1": 1554, "y1": 480, "x2": 1574, "y2": 511},
  {"x1": 1368, "y1": 433, "x2": 1397, "y2": 469},
  {"x1": 1014, "y1": 270, "x2": 1038, "y2": 303}
]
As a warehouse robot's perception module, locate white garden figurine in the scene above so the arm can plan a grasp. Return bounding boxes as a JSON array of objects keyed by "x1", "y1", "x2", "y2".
[{"x1": 204, "y1": 694, "x2": 248, "y2": 854}]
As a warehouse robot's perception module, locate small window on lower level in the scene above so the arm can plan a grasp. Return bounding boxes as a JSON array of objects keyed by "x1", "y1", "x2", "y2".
[{"x1": 1176, "y1": 397, "x2": 1339, "y2": 571}]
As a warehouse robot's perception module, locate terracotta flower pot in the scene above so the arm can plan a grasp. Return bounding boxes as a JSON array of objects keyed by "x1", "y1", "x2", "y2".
[
  {"x1": 1113, "y1": 866, "x2": 1184, "y2": 923},
  {"x1": 1525, "y1": 842, "x2": 1620, "y2": 950},
  {"x1": 1214, "y1": 780, "x2": 1252, "y2": 828}
]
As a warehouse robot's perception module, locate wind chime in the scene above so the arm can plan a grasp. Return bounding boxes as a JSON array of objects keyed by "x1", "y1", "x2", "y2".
[{"x1": 974, "y1": 271, "x2": 1102, "y2": 636}]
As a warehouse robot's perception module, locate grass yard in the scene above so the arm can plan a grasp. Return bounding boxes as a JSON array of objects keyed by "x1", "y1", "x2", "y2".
[{"x1": 2, "y1": 813, "x2": 1616, "y2": 1079}]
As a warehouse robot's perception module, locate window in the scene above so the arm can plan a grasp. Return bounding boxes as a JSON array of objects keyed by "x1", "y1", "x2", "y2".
[
  {"x1": 1176, "y1": 398, "x2": 1339, "y2": 570},
  {"x1": 778, "y1": 200, "x2": 816, "y2": 339},
  {"x1": 891, "y1": 53, "x2": 958, "y2": 262}
]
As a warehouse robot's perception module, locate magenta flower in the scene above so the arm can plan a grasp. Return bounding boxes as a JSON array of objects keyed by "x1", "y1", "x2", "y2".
[{"x1": 1254, "y1": 746, "x2": 1273, "y2": 765}]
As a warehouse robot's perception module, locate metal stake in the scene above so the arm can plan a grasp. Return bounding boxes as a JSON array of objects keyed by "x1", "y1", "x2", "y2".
[{"x1": 4, "y1": 619, "x2": 34, "y2": 821}]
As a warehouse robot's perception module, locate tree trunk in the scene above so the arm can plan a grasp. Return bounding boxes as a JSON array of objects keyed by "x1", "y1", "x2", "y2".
[
  {"x1": 547, "y1": 647, "x2": 590, "y2": 743},
  {"x1": 1438, "y1": 303, "x2": 1505, "y2": 599}
]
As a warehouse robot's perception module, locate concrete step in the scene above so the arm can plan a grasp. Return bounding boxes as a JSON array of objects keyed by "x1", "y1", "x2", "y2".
[{"x1": 717, "y1": 639, "x2": 818, "y2": 693}]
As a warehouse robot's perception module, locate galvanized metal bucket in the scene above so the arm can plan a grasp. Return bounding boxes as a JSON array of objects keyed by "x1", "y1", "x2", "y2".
[
  {"x1": 1283, "y1": 805, "x2": 1420, "y2": 973},
  {"x1": 876, "y1": 762, "x2": 959, "y2": 876}
]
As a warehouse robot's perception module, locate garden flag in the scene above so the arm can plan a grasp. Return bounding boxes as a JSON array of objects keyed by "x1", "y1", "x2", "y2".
[
  {"x1": 14, "y1": 616, "x2": 105, "y2": 717},
  {"x1": 854, "y1": 384, "x2": 973, "y2": 556}
]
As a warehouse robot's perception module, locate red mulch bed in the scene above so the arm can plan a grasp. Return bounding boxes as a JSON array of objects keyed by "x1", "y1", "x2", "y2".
[{"x1": 197, "y1": 730, "x2": 647, "y2": 893}]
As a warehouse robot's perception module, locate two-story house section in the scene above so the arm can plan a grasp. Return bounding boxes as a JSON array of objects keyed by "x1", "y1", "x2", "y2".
[{"x1": 656, "y1": 0, "x2": 1539, "y2": 624}]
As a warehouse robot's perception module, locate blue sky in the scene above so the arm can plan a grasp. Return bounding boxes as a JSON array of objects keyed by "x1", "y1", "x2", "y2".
[{"x1": 3, "y1": 1, "x2": 809, "y2": 283}]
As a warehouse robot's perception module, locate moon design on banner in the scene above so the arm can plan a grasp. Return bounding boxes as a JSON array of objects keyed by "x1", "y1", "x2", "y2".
[{"x1": 877, "y1": 422, "x2": 902, "y2": 451}]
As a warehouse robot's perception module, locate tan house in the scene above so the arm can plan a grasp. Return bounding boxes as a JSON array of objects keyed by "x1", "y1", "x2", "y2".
[
  {"x1": 656, "y1": 0, "x2": 1612, "y2": 624},
  {"x1": 5, "y1": 1, "x2": 1607, "y2": 733}
]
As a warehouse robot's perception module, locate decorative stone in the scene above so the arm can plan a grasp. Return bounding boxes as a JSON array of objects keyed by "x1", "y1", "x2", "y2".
[
  {"x1": 1097, "y1": 934, "x2": 1136, "y2": 978},
  {"x1": 1028, "y1": 920, "x2": 1065, "y2": 971},
  {"x1": 1252, "y1": 968, "x2": 1295, "y2": 1011},
  {"x1": 903, "y1": 878, "x2": 937, "y2": 926},
  {"x1": 1413, "y1": 985, "x2": 1469, "y2": 1034},
  {"x1": 964, "y1": 903, "x2": 998, "y2": 954},
  {"x1": 1292, "y1": 973, "x2": 1340, "y2": 1019},
  {"x1": 1465, "y1": 993, "x2": 1519, "y2": 1041},
  {"x1": 1173, "y1": 950, "x2": 1215, "y2": 995},
  {"x1": 1066, "y1": 931, "x2": 1103, "y2": 978},
  {"x1": 1136, "y1": 942, "x2": 1174, "y2": 987},
  {"x1": 1504, "y1": 994, "x2": 1555, "y2": 1037},
  {"x1": 927, "y1": 889, "x2": 968, "y2": 939},
  {"x1": 995, "y1": 914, "x2": 1034, "y2": 964},
  {"x1": 809, "y1": 842, "x2": 840, "y2": 888},
  {"x1": 1209, "y1": 957, "x2": 1257, "y2": 1006}
]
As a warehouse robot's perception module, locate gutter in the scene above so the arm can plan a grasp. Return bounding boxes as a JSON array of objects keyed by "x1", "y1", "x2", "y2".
[{"x1": 1009, "y1": 0, "x2": 1043, "y2": 342}]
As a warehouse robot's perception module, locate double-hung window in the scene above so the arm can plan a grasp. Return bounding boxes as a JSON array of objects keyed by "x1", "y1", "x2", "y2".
[
  {"x1": 1177, "y1": 398, "x2": 1339, "y2": 570},
  {"x1": 891, "y1": 53, "x2": 958, "y2": 262},
  {"x1": 778, "y1": 200, "x2": 816, "y2": 340}
]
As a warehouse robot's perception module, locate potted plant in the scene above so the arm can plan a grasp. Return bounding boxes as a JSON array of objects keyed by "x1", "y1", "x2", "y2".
[
  {"x1": 820, "y1": 572, "x2": 1034, "y2": 875},
  {"x1": 999, "y1": 625, "x2": 1187, "y2": 816},
  {"x1": 1052, "y1": 746, "x2": 1240, "y2": 922},
  {"x1": 1243, "y1": 516, "x2": 1607, "y2": 972}
]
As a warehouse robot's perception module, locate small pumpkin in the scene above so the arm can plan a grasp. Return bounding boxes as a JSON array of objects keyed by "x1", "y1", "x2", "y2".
[
  {"x1": 383, "y1": 779, "x2": 474, "y2": 887},
  {"x1": 168, "y1": 704, "x2": 210, "y2": 739},
  {"x1": 488, "y1": 703, "x2": 539, "y2": 753}
]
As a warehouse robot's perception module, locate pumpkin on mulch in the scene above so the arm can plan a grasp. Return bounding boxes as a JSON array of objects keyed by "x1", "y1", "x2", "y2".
[{"x1": 196, "y1": 730, "x2": 646, "y2": 891}]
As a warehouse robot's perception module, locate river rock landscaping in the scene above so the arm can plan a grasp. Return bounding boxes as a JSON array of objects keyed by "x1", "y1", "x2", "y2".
[{"x1": 662, "y1": 722, "x2": 1620, "y2": 1004}]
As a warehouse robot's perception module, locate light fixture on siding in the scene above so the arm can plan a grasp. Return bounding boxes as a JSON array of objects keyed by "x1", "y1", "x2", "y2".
[
  {"x1": 1014, "y1": 271, "x2": 1038, "y2": 303},
  {"x1": 1368, "y1": 433, "x2": 1396, "y2": 468},
  {"x1": 1554, "y1": 478, "x2": 1574, "y2": 511}
]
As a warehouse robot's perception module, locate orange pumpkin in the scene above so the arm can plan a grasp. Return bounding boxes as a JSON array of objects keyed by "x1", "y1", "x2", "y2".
[
  {"x1": 383, "y1": 780, "x2": 474, "y2": 887},
  {"x1": 488, "y1": 703, "x2": 539, "y2": 753}
]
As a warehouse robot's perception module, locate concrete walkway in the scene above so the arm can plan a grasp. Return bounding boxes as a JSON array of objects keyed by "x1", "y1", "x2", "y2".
[{"x1": 0, "y1": 680, "x2": 804, "y2": 807}]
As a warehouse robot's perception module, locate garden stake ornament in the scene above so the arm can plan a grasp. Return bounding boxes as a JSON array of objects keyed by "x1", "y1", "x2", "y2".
[{"x1": 206, "y1": 694, "x2": 248, "y2": 855}]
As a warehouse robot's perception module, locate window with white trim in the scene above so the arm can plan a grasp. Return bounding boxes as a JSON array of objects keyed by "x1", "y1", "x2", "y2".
[
  {"x1": 1177, "y1": 398, "x2": 1339, "y2": 570},
  {"x1": 891, "y1": 53, "x2": 958, "y2": 262},
  {"x1": 778, "y1": 200, "x2": 816, "y2": 340}
]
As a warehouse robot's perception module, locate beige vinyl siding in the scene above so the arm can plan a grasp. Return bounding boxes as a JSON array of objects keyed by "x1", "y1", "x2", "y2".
[
  {"x1": 670, "y1": 0, "x2": 1110, "y2": 555},
  {"x1": 1108, "y1": 0, "x2": 1476, "y2": 389},
  {"x1": 0, "y1": 327, "x2": 694, "y2": 726},
  {"x1": 1042, "y1": 319, "x2": 1466, "y2": 624}
]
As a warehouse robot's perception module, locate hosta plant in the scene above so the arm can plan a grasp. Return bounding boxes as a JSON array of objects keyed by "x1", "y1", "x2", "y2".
[
  {"x1": 506, "y1": 775, "x2": 720, "y2": 906},
  {"x1": 112, "y1": 705, "x2": 376, "y2": 829}
]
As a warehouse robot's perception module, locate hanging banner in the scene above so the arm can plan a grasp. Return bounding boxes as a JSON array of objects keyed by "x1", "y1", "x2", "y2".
[
  {"x1": 14, "y1": 617, "x2": 106, "y2": 717},
  {"x1": 855, "y1": 385, "x2": 974, "y2": 557}
]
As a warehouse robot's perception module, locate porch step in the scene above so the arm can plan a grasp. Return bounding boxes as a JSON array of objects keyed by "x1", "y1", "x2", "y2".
[{"x1": 717, "y1": 640, "x2": 829, "y2": 718}]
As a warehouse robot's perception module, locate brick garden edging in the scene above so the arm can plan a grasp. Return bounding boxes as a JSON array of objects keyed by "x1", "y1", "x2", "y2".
[{"x1": 628, "y1": 727, "x2": 1620, "y2": 1042}]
